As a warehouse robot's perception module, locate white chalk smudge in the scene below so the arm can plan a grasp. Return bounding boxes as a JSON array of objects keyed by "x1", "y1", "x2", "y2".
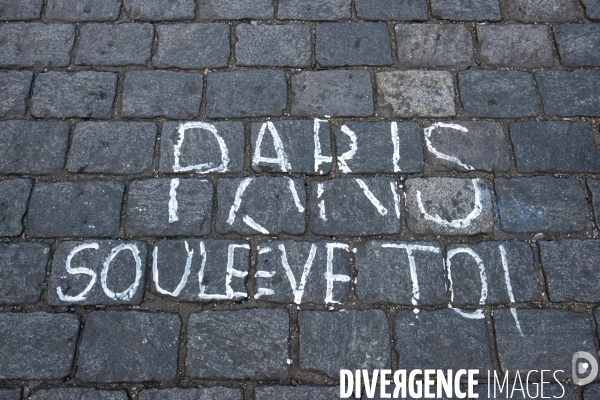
[
  {"x1": 356, "y1": 179, "x2": 388, "y2": 216},
  {"x1": 57, "y1": 243, "x2": 99, "y2": 302},
  {"x1": 499, "y1": 244, "x2": 524, "y2": 337},
  {"x1": 253, "y1": 122, "x2": 292, "y2": 172},
  {"x1": 152, "y1": 241, "x2": 192, "y2": 297},
  {"x1": 314, "y1": 119, "x2": 332, "y2": 174},
  {"x1": 391, "y1": 122, "x2": 401, "y2": 172},
  {"x1": 173, "y1": 121, "x2": 230, "y2": 173},
  {"x1": 101, "y1": 243, "x2": 142, "y2": 301},
  {"x1": 446, "y1": 247, "x2": 487, "y2": 320},
  {"x1": 325, "y1": 243, "x2": 351, "y2": 304},
  {"x1": 279, "y1": 243, "x2": 317, "y2": 304},
  {"x1": 288, "y1": 178, "x2": 305, "y2": 213},
  {"x1": 424, "y1": 122, "x2": 474, "y2": 171},
  {"x1": 338, "y1": 125, "x2": 357, "y2": 173},
  {"x1": 168, "y1": 178, "x2": 180, "y2": 223}
]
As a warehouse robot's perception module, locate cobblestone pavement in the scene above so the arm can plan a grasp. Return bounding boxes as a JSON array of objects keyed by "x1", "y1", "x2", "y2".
[{"x1": 1, "y1": 0, "x2": 600, "y2": 399}]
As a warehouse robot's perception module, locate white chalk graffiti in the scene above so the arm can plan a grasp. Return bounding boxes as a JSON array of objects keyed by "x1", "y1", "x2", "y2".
[
  {"x1": 424, "y1": 122, "x2": 474, "y2": 171},
  {"x1": 338, "y1": 125, "x2": 358, "y2": 173},
  {"x1": 446, "y1": 247, "x2": 488, "y2": 320},
  {"x1": 173, "y1": 121, "x2": 230, "y2": 173},
  {"x1": 314, "y1": 119, "x2": 332, "y2": 174},
  {"x1": 57, "y1": 243, "x2": 100, "y2": 302},
  {"x1": 252, "y1": 122, "x2": 292, "y2": 171}
]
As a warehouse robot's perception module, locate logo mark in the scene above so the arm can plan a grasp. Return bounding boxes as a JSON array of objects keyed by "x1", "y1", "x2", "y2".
[{"x1": 572, "y1": 351, "x2": 598, "y2": 386}]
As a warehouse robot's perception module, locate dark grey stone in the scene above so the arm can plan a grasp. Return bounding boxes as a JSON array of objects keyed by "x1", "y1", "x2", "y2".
[
  {"x1": 316, "y1": 22, "x2": 392, "y2": 66},
  {"x1": 291, "y1": 70, "x2": 374, "y2": 117},
  {"x1": 376, "y1": 71, "x2": 455, "y2": 118},
  {"x1": 0, "y1": 70, "x2": 32, "y2": 117},
  {"x1": 0, "y1": 389, "x2": 19, "y2": 400},
  {"x1": 255, "y1": 240, "x2": 351, "y2": 304},
  {"x1": 0, "y1": 179, "x2": 31, "y2": 237},
  {"x1": 355, "y1": 241, "x2": 446, "y2": 306},
  {"x1": 585, "y1": 384, "x2": 600, "y2": 400},
  {"x1": 495, "y1": 177, "x2": 590, "y2": 233},
  {"x1": 477, "y1": 384, "x2": 577, "y2": 400},
  {"x1": 75, "y1": 23, "x2": 153, "y2": 66},
  {"x1": 140, "y1": 388, "x2": 243, "y2": 400},
  {"x1": 154, "y1": 23, "x2": 230, "y2": 69},
  {"x1": 425, "y1": 121, "x2": 510, "y2": 172},
  {"x1": 541, "y1": 240, "x2": 600, "y2": 302},
  {"x1": 31, "y1": 71, "x2": 117, "y2": 119},
  {"x1": 584, "y1": 0, "x2": 600, "y2": 19},
  {"x1": 447, "y1": 242, "x2": 540, "y2": 306},
  {"x1": 198, "y1": 0, "x2": 274, "y2": 19},
  {"x1": 206, "y1": 70, "x2": 287, "y2": 118},
  {"x1": 335, "y1": 121, "x2": 423, "y2": 173},
  {"x1": 555, "y1": 24, "x2": 600, "y2": 67},
  {"x1": 590, "y1": 179, "x2": 600, "y2": 227},
  {"x1": 236, "y1": 24, "x2": 311, "y2": 67},
  {"x1": 0, "y1": 121, "x2": 70, "y2": 174},
  {"x1": 47, "y1": 240, "x2": 147, "y2": 306},
  {"x1": 309, "y1": 178, "x2": 402, "y2": 236},
  {"x1": 186, "y1": 309, "x2": 290, "y2": 379},
  {"x1": 431, "y1": 0, "x2": 501, "y2": 21},
  {"x1": 395, "y1": 309, "x2": 492, "y2": 370},
  {"x1": 355, "y1": 0, "x2": 428, "y2": 21},
  {"x1": 478, "y1": 25, "x2": 554, "y2": 68},
  {"x1": 0, "y1": 0, "x2": 42, "y2": 20},
  {"x1": 251, "y1": 120, "x2": 332, "y2": 174},
  {"x1": 494, "y1": 309, "x2": 597, "y2": 379},
  {"x1": 536, "y1": 70, "x2": 600, "y2": 117},
  {"x1": 459, "y1": 70, "x2": 539, "y2": 118},
  {"x1": 0, "y1": 312, "x2": 80, "y2": 379},
  {"x1": 278, "y1": 0, "x2": 351, "y2": 20},
  {"x1": 46, "y1": 0, "x2": 122, "y2": 21},
  {"x1": 124, "y1": 0, "x2": 195, "y2": 20},
  {"x1": 506, "y1": 0, "x2": 577, "y2": 22},
  {"x1": 121, "y1": 71, "x2": 203, "y2": 119},
  {"x1": 125, "y1": 178, "x2": 213, "y2": 237},
  {"x1": 159, "y1": 121, "x2": 245, "y2": 174},
  {"x1": 0, "y1": 23, "x2": 74, "y2": 67},
  {"x1": 395, "y1": 24, "x2": 474, "y2": 68},
  {"x1": 256, "y1": 386, "x2": 339, "y2": 400},
  {"x1": 28, "y1": 181, "x2": 125, "y2": 238},
  {"x1": 0, "y1": 242, "x2": 49, "y2": 305},
  {"x1": 77, "y1": 311, "x2": 181, "y2": 382},
  {"x1": 299, "y1": 310, "x2": 390, "y2": 378},
  {"x1": 31, "y1": 388, "x2": 128, "y2": 400},
  {"x1": 404, "y1": 177, "x2": 494, "y2": 235},
  {"x1": 67, "y1": 122, "x2": 156, "y2": 175},
  {"x1": 152, "y1": 240, "x2": 250, "y2": 301},
  {"x1": 216, "y1": 177, "x2": 306, "y2": 235},
  {"x1": 511, "y1": 121, "x2": 600, "y2": 173}
]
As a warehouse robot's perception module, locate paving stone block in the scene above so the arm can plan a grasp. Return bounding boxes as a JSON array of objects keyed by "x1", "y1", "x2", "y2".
[
  {"x1": 405, "y1": 178, "x2": 494, "y2": 235},
  {"x1": 0, "y1": 390, "x2": 19, "y2": 400},
  {"x1": 216, "y1": 177, "x2": 306, "y2": 235},
  {"x1": 0, "y1": 242, "x2": 49, "y2": 305},
  {"x1": 477, "y1": 383, "x2": 576, "y2": 400},
  {"x1": 316, "y1": 22, "x2": 392, "y2": 66},
  {"x1": 46, "y1": 0, "x2": 122, "y2": 21},
  {"x1": 309, "y1": 178, "x2": 402, "y2": 236},
  {"x1": 31, "y1": 71, "x2": 117, "y2": 119},
  {"x1": 590, "y1": 179, "x2": 600, "y2": 227},
  {"x1": 583, "y1": 0, "x2": 600, "y2": 19},
  {"x1": 255, "y1": 386, "x2": 339, "y2": 400},
  {"x1": 511, "y1": 121, "x2": 600, "y2": 173},
  {"x1": 121, "y1": 71, "x2": 203, "y2": 119},
  {"x1": 125, "y1": 178, "x2": 213, "y2": 237},
  {"x1": 0, "y1": 121, "x2": 70, "y2": 174},
  {"x1": 124, "y1": 0, "x2": 195, "y2": 20},
  {"x1": 159, "y1": 121, "x2": 245, "y2": 174},
  {"x1": 67, "y1": 122, "x2": 156, "y2": 175},
  {"x1": 236, "y1": 24, "x2": 311, "y2": 67},
  {"x1": 506, "y1": 0, "x2": 577, "y2": 22},
  {"x1": 0, "y1": 0, "x2": 42, "y2": 20},
  {"x1": 28, "y1": 181, "x2": 124, "y2": 238},
  {"x1": 154, "y1": 23, "x2": 230, "y2": 69},
  {"x1": 376, "y1": 71, "x2": 455, "y2": 118},
  {"x1": 540, "y1": 240, "x2": 600, "y2": 302},
  {"x1": 140, "y1": 388, "x2": 243, "y2": 400},
  {"x1": 299, "y1": 310, "x2": 391, "y2": 378},
  {"x1": 555, "y1": 24, "x2": 600, "y2": 67},
  {"x1": 478, "y1": 25, "x2": 554, "y2": 68},
  {"x1": 206, "y1": 70, "x2": 287, "y2": 118},
  {"x1": 291, "y1": 70, "x2": 373, "y2": 117},
  {"x1": 0, "y1": 179, "x2": 31, "y2": 237},
  {"x1": 395, "y1": 24, "x2": 474, "y2": 68},
  {"x1": 31, "y1": 389, "x2": 128, "y2": 400},
  {"x1": 0, "y1": 23, "x2": 74, "y2": 67},
  {"x1": 494, "y1": 309, "x2": 597, "y2": 379},
  {"x1": 255, "y1": 240, "x2": 351, "y2": 304},
  {"x1": 75, "y1": 23, "x2": 153, "y2": 66},
  {"x1": 459, "y1": 70, "x2": 539, "y2": 118},
  {"x1": 431, "y1": 0, "x2": 501, "y2": 21},
  {"x1": 278, "y1": 0, "x2": 351, "y2": 20},
  {"x1": 586, "y1": 384, "x2": 600, "y2": 399},
  {"x1": 395, "y1": 309, "x2": 492, "y2": 370},
  {"x1": 0, "y1": 70, "x2": 32, "y2": 117},
  {"x1": 187, "y1": 309, "x2": 290, "y2": 379},
  {"x1": 251, "y1": 119, "x2": 332, "y2": 174},
  {"x1": 536, "y1": 70, "x2": 600, "y2": 117},
  {"x1": 335, "y1": 122, "x2": 423, "y2": 174},
  {"x1": 152, "y1": 239, "x2": 249, "y2": 301},
  {"x1": 77, "y1": 311, "x2": 180, "y2": 382},
  {"x1": 47, "y1": 240, "x2": 147, "y2": 306},
  {"x1": 495, "y1": 177, "x2": 590, "y2": 233},
  {"x1": 355, "y1": 241, "x2": 446, "y2": 306},
  {"x1": 198, "y1": 0, "x2": 274, "y2": 19},
  {"x1": 0, "y1": 312, "x2": 80, "y2": 379},
  {"x1": 355, "y1": 0, "x2": 428, "y2": 21},
  {"x1": 447, "y1": 242, "x2": 540, "y2": 306}
]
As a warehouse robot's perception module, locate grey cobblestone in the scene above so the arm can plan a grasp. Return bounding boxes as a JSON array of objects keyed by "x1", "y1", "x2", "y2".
[
  {"x1": 555, "y1": 24, "x2": 600, "y2": 67},
  {"x1": 0, "y1": 242, "x2": 49, "y2": 305},
  {"x1": 0, "y1": 70, "x2": 31, "y2": 118},
  {"x1": 355, "y1": 0, "x2": 428, "y2": 21},
  {"x1": 586, "y1": 385, "x2": 600, "y2": 400},
  {"x1": 140, "y1": 388, "x2": 243, "y2": 400},
  {"x1": 0, "y1": 390, "x2": 19, "y2": 400},
  {"x1": 278, "y1": 0, "x2": 351, "y2": 20},
  {"x1": 506, "y1": 0, "x2": 577, "y2": 22},
  {"x1": 123, "y1": 0, "x2": 195, "y2": 21},
  {"x1": 478, "y1": 25, "x2": 554, "y2": 68},
  {"x1": 583, "y1": 0, "x2": 600, "y2": 19},
  {"x1": 536, "y1": 70, "x2": 600, "y2": 117},
  {"x1": 30, "y1": 388, "x2": 128, "y2": 400},
  {"x1": 0, "y1": 179, "x2": 31, "y2": 236},
  {"x1": 197, "y1": 0, "x2": 274, "y2": 20},
  {"x1": 236, "y1": 24, "x2": 311, "y2": 68},
  {"x1": 431, "y1": 0, "x2": 501, "y2": 21},
  {"x1": 256, "y1": 386, "x2": 338, "y2": 399},
  {"x1": 590, "y1": 179, "x2": 600, "y2": 227},
  {"x1": 45, "y1": 0, "x2": 122, "y2": 21},
  {"x1": 0, "y1": 0, "x2": 42, "y2": 20}
]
